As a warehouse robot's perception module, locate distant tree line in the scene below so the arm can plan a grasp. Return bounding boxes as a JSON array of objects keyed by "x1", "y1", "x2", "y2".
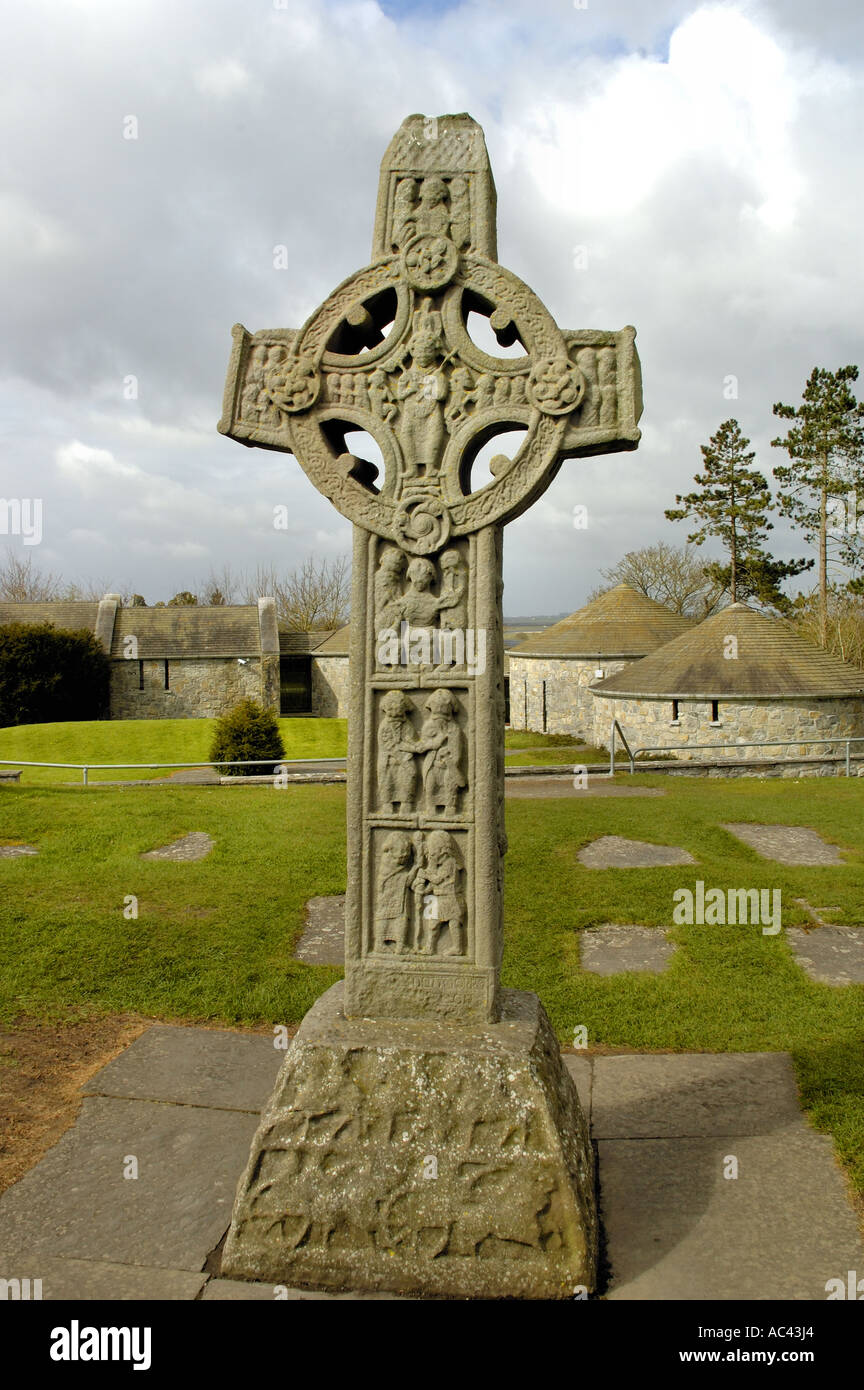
[
  {"x1": 0, "y1": 554, "x2": 350, "y2": 632},
  {"x1": 594, "y1": 363, "x2": 864, "y2": 668}
]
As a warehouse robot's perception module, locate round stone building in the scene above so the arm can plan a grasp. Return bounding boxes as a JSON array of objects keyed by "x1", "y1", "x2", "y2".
[
  {"x1": 508, "y1": 583, "x2": 694, "y2": 738},
  {"x1": 590, "y1": 602, "x2": 864, "y2": 760}
]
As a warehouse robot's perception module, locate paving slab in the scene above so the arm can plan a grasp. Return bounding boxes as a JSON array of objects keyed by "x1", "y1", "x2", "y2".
[
  {"x1": 581, "y1": 925, "x2": 675, "y2": 975},
  {"x1": 561, "y1": 1054, "x2": 592, "y2": 1120},
  {"x1": 786, "y1": 927, "x2": 864, "y2": 985},
  {"x1": 0, "y1": 1252, "x2": 206, "y2": 1300},
  {"x1": 0, "y1": 1096, "x2": 259, "y2": 1271},
  {"x1": 295, "y1": 895, "x2": 346, "y2": 965},
  {"x1": 505, "y1": 778, "x2": 662, "y2": 799},
  {"x1": 601, "y1": 1126, "x2": 864, "y2": 1300},
  {"x1": 591, "y1": 1053, "x2": 802, "y2": 1139},
  {"x1": 723, "y1": 822, "x2": 846, "y2": 866},
  {"x1": 0, "y1": 844, "x2": 38, "y2": 858},
  {"x1": 141, "y1": 831, "x2": 214, "y2": 861},
  {"x1": 202, "y1": 1278, "x2": 406, "y2": 1301},
  {"x1": 578, "y1": 835, "x2": 695, "y2": 868},
  {"x1": 81, "y1": 1024, "x2": 284, "y2": 1110}
]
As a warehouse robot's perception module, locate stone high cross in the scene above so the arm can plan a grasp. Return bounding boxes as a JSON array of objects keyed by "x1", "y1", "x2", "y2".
[{"x1": 219, "y1": 114, "x2": 642, "y2": 1025}]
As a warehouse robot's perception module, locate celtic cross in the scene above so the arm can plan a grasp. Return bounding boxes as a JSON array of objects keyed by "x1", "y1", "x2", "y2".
[{"x1": 219, "y1": 113, "x2": 642, "y2": 1024}]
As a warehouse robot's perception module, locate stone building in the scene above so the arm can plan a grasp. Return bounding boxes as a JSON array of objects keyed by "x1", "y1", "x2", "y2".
[
  {"x1": 507, "y1": 583, "x2": 694, "y2": 738},
  {"x1": 0, "y1": 595, "x2": 336, "y2": 719},
  {"x1": 310, "y1": 624, "x2": 350, "y2": 718},
  {"x1": 590, "y1": 602, "x2": 864, "y2": 758}
]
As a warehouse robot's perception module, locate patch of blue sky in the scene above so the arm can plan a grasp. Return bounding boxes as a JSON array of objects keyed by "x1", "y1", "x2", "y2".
[{"x1": 376, "y1": 0, "x2": 465, "y2": 19}]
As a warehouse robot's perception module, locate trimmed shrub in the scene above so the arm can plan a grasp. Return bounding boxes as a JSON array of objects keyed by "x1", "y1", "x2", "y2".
[
  {"x1": 209, "y1": 697, "x2": 285, "y2": 776},
  {"x1": 0, "y1": 622, "x2": 110, "y2": 727}
]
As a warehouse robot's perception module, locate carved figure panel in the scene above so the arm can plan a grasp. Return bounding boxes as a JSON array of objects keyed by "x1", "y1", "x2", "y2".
[
  {"x1": 372, "y1": 827, "x2": 467, "y2": 959},
  {"x1": 373, "y1": 540, "x2": 472, "y2": 673},
  {"x1": 374, "y1": 687, "x2": 468, "y2": 817}
]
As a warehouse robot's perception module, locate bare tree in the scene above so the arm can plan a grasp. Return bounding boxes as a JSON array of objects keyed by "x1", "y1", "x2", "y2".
[
  {"x1": 592, "y1": 542, "x2": 727, "y2": 618},
  {"x1": 0, "y1": 551, "x2": 61, "y2": 601},
  {"x1": 196, "y1": 564, "x2": 241, "y2": 606},
  {"x1": 242, "y1": 556, "x2": 350, "y2": 629},
  {"x1": 788, "y1": 586, "x2": 864, "y2": 670}
]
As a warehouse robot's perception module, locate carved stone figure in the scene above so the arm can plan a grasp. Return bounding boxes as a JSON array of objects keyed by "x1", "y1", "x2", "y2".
[
  {"x1": 401, "y1": 556, "x2": 440, "y2": 629},
  {"x1": 377, "y1": 690, "x2": 417, "y2": 813},
  {"x1": 392, "y1": 176, "x2": 419, "y2": 249},
  {"x1": 417, "y1": 689, "x2": 466, "y2": 816},
  {"x1": 414, "y1": 830, "x2": 465, "y2": 956},
  {"x1": 414, "y1": 175, "x2": 451, "y2": 238},
  {"x1": 374, "y1": 544, "x2": 406, "y2": 638},
  {"x1": 374, "y1": 831, "x2": 414, "y2": 953},
  {"x1": 448, "y1": 174, "x2": 471, "y2": 250},
  {"x1": 241, "y1": 344, "x2": 267, "y2": 420},
  {"x1": 394, "y1": 304, "x2": 449, "y2": 478}
]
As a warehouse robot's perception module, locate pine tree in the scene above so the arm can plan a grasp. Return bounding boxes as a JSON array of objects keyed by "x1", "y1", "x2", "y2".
[
  {"x1": 665, "y1": 419, "x2": 798, "y2": 604},
  {"x1": 772, "y1": 365, "x2": 864, "y2": 646}
]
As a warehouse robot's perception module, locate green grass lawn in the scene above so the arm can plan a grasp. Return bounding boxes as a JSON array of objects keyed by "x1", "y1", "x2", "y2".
[
  {"x1": 0, "y1": 718, "x2": 348, "y2": 784},
  {"x1": 504, "y1": 728, "x2": 608, "y2": 765},
  {"x1": 1, "y1": 773, "x2": 862, "y2": 1195}
]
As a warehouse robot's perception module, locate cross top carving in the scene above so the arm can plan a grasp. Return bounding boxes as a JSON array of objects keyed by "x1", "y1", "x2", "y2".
[
  {"x1": 219, "y1": 113, "x2": 642, "y2": 554},
  {"x1": 218, "y1": 114, "x2": 643, "y2": 1025}
]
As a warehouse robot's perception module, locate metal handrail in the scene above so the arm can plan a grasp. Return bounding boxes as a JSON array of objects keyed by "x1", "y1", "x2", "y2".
[
  {"x1": 619, "y1": 734, "x2": 864, "y2": 777},
  {"x1": 609, "y1": 720, "x2": 635, "y2": 776},
  {"x1": 0, "y1": 757, "x2": 345, "y2": 786}
]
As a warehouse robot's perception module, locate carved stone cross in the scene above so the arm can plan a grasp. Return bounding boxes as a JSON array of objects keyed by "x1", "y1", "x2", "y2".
[
  {"x1": 218, "y1": 113, "x2": 642, "y2": 1300},
  {"x1": 220, "y1": 113, "x2": 642, "y2": 1026}
]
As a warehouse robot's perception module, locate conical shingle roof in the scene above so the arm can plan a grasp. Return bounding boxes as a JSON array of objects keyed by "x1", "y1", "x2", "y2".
[
  {"x1": 509, "y1": 584, "x2": 694, "y2": 659},
  {"x1": 592, "y1": 603, "x2": 864, "y2": 699}
]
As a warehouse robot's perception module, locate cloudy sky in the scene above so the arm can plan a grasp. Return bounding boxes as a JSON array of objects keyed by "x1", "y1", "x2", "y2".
[{"x1": 2, "y1": 0, "x2": 863, "y2": 614}]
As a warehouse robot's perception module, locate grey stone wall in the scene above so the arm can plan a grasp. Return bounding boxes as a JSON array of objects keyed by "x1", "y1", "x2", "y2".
[
  {"x1": 110, "y1": 657, "x2": 266, "y2": 719},
  {"x1": 592, "y1": 693, "x2": 864, "y2": 760},
  {"x1": 311, "y1": 655, "x2": 350, "y2": 718},
  {"x1": 508, "y1": 656, "x2": 631, "y2": 738}
]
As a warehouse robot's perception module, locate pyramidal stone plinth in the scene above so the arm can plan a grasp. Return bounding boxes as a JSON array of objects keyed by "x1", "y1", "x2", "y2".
[{"x1": 217, "y1": 112, "x2": 642, "y2": 1298}]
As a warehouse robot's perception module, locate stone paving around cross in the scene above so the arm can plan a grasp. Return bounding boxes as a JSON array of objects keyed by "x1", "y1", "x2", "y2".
[{"x1": 0, "y1": 1025, "x2": 860, "y2": 1301}]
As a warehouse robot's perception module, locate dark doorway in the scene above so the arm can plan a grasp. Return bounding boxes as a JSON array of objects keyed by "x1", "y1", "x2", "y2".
[{"x1": 280, "y1": 656, "x2": 311, "y2": 714}]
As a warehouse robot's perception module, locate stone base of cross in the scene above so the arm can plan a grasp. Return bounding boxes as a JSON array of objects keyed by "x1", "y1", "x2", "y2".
[{"x1": 217, "y1": 114, "x2": 642, "y2": 1297}]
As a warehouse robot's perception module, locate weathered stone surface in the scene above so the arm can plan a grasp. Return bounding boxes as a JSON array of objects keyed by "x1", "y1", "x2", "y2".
[
  {"x1": 141, "y1": 831, "x2": 214, "y2": 861},
  {"x1": 580, "y1": 924, "x2": 675, "y2": 975},
  {"x1": 601, "y1": 1127, "x2": 864, "y2": 1300},
  {"x1": 591, "y1": 1053, "x2": 802, "y2": 1138},
  {"x1": 221, "y1": 983, "x2": 596, "y2": 1299},
  {"x1": 202, "y1": 1278, "x2": 404, "y2": 1301},
  {"x1": 0, "y1": 1252, "x2": 206, "y2": 1300},
  {"x1": 578, "y1": 835, "x2": 694, "y2": 868},
  {"x1": 294, "y1": 895, "x2": 346, "y2": 965},
  {"x1": 81, "y1": 1024, "x2": 283, "y2": 1110},
  {"x1": 311, "y1": 654, "x2": 350, "y2": 718},
  {"x1": 0, "y1": 843, "x2": 38, "y2": 857},
  {"x1": 722, "y1": 822, "x2": 846, "y2": 865},
  {"x1": 786, "y1": 927, "x2": 864, "y2": 985},
  {"x1": 0, "y1": 1097, "x2": 260, "y2": 1270}
]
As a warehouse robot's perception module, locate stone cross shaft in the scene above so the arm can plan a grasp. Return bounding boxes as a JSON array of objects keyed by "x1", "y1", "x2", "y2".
[{"x1": 219, "y1": 113, "x2": 642, "y2": 1025}]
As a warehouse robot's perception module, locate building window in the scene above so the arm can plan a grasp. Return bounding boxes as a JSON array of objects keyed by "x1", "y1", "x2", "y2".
[
  {"x1": 671, "y1": 699, "x2": 679, "y2": 722},
  {"x1": 164, "y1": 659, "x2": 170, "y2": 690},
  {"x1": 541, "y1": 680, "x2": 547, "y2": 733},
  {"x1": 711, "y1": 699, "x2": 720, "y2": 722},
  {"x1": 138, "y1": 660, "x2": 144, "y2": 692}
]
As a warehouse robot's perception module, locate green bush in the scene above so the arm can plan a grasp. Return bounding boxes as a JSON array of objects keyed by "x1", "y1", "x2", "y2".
[
  {"x1": 208, "y1": 697, "x2": 285, "y2": 776},
  {"x1": 0, "y1": 622, "x2": 110, "y2": 727}
]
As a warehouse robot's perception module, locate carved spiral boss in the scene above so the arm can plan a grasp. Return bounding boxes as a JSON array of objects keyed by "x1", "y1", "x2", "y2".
[{"x1": 219, "y1": 114, "x2": 643, "y2": 1023}]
